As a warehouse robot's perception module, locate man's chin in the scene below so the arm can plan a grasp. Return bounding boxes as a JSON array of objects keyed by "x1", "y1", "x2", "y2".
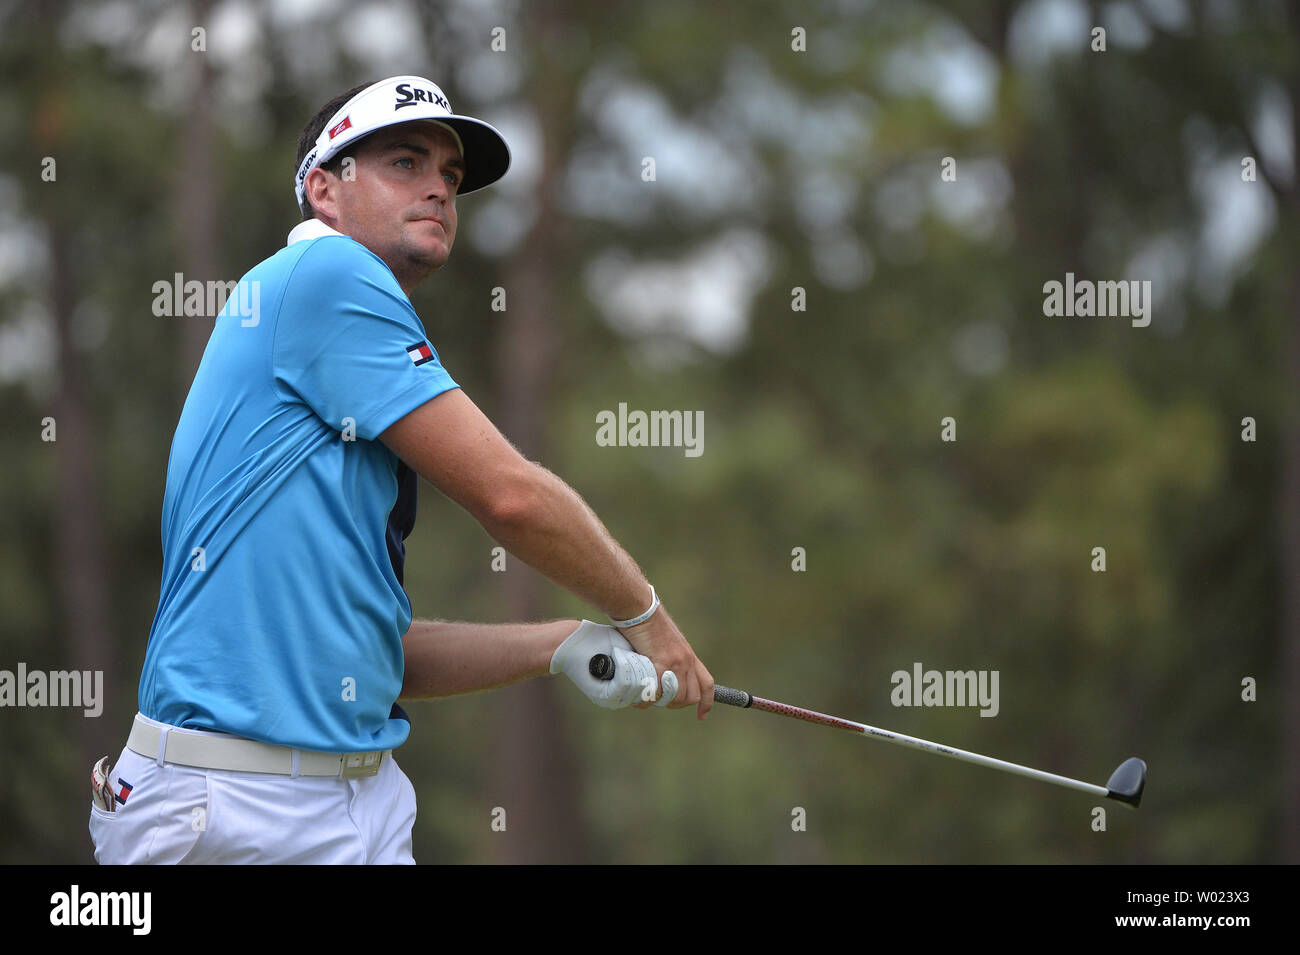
[
  {"x1": 397, "y1": 248, "x2": 449, "y2": 285},
  {"x1": 403, "y1": 238, "x2": 450, "y2": 272}
]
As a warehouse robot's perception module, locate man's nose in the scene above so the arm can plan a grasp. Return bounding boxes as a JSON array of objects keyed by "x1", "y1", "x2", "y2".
[{"x1": 425, "y1": 171, "x2": 450, "y2": 202}]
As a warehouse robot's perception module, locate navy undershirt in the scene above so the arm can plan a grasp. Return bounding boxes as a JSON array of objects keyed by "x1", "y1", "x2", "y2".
[{"x1": 385, "y1": 460, "x2": 418, "y2": 724}]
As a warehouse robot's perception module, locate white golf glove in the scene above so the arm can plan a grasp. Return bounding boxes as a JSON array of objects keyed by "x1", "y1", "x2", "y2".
[
  {"x1": 655, "y1": 669, "x2": 679, "y2": 707},
  {"x1": 551, "y1": 620, "x2": 667, "y2": 709}
]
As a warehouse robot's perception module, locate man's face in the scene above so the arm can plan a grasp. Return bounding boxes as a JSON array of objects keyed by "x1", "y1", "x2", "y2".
[{"x1": 307, "y1": 121, "x2": 465, "y2": 293}]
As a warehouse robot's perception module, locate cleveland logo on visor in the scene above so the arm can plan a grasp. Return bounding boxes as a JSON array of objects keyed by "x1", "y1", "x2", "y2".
[{"x1": 407, "y1": 342, "x2": 435, "y2": 366}]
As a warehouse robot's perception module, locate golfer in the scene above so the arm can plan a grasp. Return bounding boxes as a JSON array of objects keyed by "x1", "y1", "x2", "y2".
[{"x1": 87, "y1": 75, "x2": 712, "y2": 864}]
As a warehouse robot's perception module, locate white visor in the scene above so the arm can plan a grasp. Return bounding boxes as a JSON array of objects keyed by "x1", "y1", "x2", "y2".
[{"x1": 294, "y1": 75, "x2": 511, "y2": 209}]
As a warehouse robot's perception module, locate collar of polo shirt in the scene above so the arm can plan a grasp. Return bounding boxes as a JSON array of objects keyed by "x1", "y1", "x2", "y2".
[{"x1": 294, "y1": 75, "x2": 511, "y2": 209}]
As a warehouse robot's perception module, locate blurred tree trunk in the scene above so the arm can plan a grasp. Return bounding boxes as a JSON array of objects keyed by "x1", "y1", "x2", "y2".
[
  {"x1": 1281, "y1": 7, "x2": 1300, "y2": 864},
  {"x1": 49, "y1": 222, "x2": 117, "y2": 863},
  {"x1": 34, "y1": 0, "x2": 115, "y2": 862},
  {"x1": 1283, "y1": 229, "x2": 1299, "y2": 865},
  {"x1": 489, "y1": 0, "x2": 589, "y2": 863},
  {"x1": 175, "y1": 0, "x2": 219, "y2": 383}
]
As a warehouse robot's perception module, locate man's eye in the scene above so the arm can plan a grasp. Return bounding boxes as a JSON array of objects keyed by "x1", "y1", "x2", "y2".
[
  {"x1": 395, "y1": 157, "x2": 415, "y2": 169},
  {"x1": 444, "y1": 172, "x2": 461, "y2": 186}
]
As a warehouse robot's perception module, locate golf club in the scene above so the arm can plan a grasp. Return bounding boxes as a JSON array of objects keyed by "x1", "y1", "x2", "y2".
[{"x1": 588, "y1": 653, "x2": 1146, "y2": 807}]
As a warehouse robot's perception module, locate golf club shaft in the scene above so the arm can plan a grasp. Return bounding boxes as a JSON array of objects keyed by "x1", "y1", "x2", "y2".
[{"x1": 713, "y1": 684, "x2": 1110, "y2": 799}]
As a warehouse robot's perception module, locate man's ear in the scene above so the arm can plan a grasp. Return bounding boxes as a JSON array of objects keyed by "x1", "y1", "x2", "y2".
[{"x1": 303, "y1": 166, "x2": 340, "y2": 221}]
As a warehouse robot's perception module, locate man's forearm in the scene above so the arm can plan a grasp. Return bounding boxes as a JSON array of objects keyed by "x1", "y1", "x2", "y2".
[
  {"x1": 399, "y1": 618, "x2": 579, "y2": 700},
  {"x1": 486, "y1": 465, "x2": 654, "y2": 622}
]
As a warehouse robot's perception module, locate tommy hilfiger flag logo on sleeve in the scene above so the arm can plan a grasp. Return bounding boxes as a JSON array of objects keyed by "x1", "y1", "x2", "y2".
[{"x1": 406, "y1": 342, "x2": 435, "y2": 366}]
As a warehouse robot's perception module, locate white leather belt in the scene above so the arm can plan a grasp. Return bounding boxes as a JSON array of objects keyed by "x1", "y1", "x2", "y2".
[{"x1": 127, "y1": 715, "x2": 390, "y2": 778}]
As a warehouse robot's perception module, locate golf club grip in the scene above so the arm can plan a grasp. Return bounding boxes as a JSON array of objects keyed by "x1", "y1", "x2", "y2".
[
  {"x1": 712, "y1": 685, "x2": 753, "y2": 708},
  {"x1": 587, "y1": 653, "x2": 752, "y2": 707}
]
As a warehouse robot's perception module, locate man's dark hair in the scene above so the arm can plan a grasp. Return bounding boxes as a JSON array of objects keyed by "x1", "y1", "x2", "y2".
[{"x1": 295, "y1": 81, "x2": 376, "y2": 220}]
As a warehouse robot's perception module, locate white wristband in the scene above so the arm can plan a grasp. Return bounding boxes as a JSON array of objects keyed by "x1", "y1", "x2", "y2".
[{"x1": 610, "y1": 585, "x2": 660, "y2": 628}]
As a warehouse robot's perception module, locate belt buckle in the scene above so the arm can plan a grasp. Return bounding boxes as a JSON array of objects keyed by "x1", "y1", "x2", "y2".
[{"x1": 341, "y1": 751, "x2": 383, "y2": 779}]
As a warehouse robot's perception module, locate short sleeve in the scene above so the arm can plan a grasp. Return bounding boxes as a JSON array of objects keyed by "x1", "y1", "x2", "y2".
[{"x1": 272, "y1": 237, "x2": 458, "y2": 440}]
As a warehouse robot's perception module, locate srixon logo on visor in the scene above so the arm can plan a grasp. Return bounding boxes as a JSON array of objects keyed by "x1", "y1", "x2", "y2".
[
  {"x1": 296, "y1": 147, "x2": 318, "y2": 185},
  {"x1": 394, "y1": 82, "x2": 449, "y2": 111}
]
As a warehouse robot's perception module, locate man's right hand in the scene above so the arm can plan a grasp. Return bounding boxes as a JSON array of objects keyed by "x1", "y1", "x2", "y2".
[{"x1": 617, "y1": 606, "x2": 714, "y2": 720}]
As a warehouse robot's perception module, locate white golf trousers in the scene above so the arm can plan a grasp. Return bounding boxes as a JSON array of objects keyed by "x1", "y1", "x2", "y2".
[{"x1": 88, "y1": 713, "x2": 416, "y2": 864}]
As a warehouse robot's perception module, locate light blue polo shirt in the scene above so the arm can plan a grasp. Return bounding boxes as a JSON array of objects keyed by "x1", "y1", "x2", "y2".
[{"x1": 138, "y1": 219, "x2": 458, "y2": 752}]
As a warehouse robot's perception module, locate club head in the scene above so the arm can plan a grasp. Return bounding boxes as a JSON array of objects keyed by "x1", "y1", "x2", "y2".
[{"x1": 1104, "y1": 757, "x2": 1147, "y2": 808}]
